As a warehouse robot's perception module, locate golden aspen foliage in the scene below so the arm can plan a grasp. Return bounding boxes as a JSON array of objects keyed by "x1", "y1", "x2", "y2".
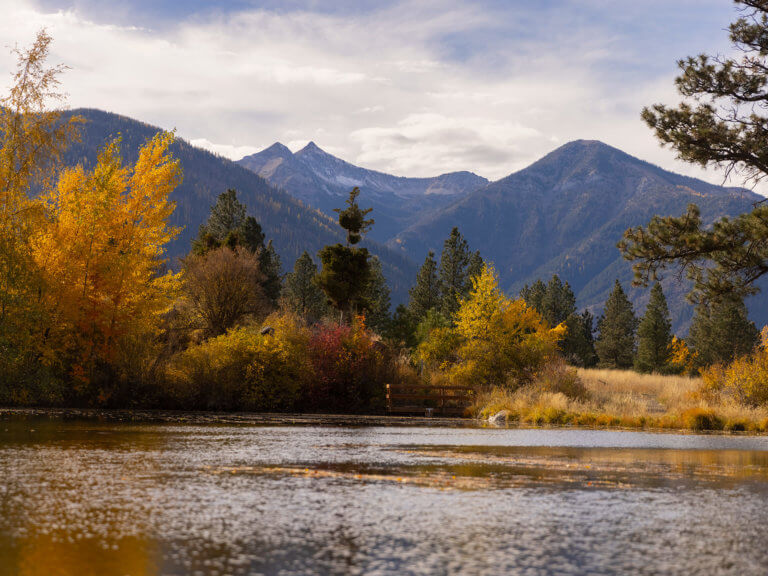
[
  {"x1": 667, "y1": 336, "x2": 696, "y2": 376},
  {"x1": 32, "y1": 132, "x2": 182, "y2": 387},
  {"x1": 450, "y1": 264, "x2": 565, "y2": 389},
  {"x1": 0, "y1": 30, "x2": 80, "y2": 380}
]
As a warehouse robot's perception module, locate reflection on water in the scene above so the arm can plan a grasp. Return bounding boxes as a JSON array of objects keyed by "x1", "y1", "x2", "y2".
[{"x1": 2, "y1": 415, "x2": 768, "y2": 575}]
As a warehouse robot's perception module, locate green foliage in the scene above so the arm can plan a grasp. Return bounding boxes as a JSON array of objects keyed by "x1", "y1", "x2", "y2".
[
  {"x1": 364, "y1": 256, "x2": 391, "y2": 333},
  {"x1": 439, "y1": 227, "x2": 472, "y2": 317},
  {"x1": 334, "y1": 187, "x2": 373, "y2": 246},
  {"x1": 318, "y1": 188, "x2": 376, "y2": 319},
  {"x1": 688, "y1": 296, "x2": 760, "y2": 368},
  {"x1": 595, "y1": 280, "x2": 638, "y2": 369},
  {"x1": 408, "y1": 250, "x2": 441, "y2": 320},
  {"x1": 621, "y1": 1, "x2": 768, "y2": 301},
  {"x1": 384, "y1": 304, "x2": 417, "y2": 349},
  {"x1": 259, "y1": 240, "x2": 282, "y2": 307},
  {"x1": 521, "y1": 275, "x2": 597, "y2": 367},
  {"x1": 635, "y1": 283, "x2": 674, "y2": 373},
  {"x1": 282, "y1": 251, "x2": 328, "y2": 320},
  {"x1": 317, "y1": 244, "x2": 371, "y2": 318}
]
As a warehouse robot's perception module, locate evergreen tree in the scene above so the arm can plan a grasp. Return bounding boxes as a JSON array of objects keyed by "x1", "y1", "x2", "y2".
[
  {"x1": 385, "y1": 304, "x2": 417, "y2": 349},
  {"x1": 688, "y1": 297, "x2": 760, "y2": 368},
  {"x1": 318, "y1": 188, "x2": 373, "y2": 321},
  {"x1": 259, "y1": 240, "x2": 282, "y2": 307},
  {"x1": 635, "y1": 283, "x2": 673, "y2": 373},
  {"x1": 541, "y1": 275, "x2": 577, "y2": 326},
  {"x1": 466, "y1": 250, "x2": 484, "y2": 283},
  {"x1": 620, "y1": 2, "x2": 768, "y2": 301},
  {"x1": 364, "y1": 256, "x2": 391, "y2": 333},
  {"x1": 439, "y1": 227, "x2": 471, "y2": 317},
  {"x1": 520, "y1": 279, "x2": 547, "y2": 313},
  {"x1": 563, "y1": 311, "x2": 598, "y2": 368},
  {"x1": 199, "y1": 188, "x2": 245, "y2": 242},
  {"x1": 408, "y1": 250, "x2": 441, "y2": 320},
  {"x1": 282, "y1": 251, "x2": 327, "y2": 320},
  {"x1": 595, "y1": 280, "x2": 638, "y2": 369}
]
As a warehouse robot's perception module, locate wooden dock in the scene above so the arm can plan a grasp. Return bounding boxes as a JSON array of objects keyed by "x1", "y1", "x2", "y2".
[{"x1": 385, "y1": 383, "x2": 475, "y2": 417}]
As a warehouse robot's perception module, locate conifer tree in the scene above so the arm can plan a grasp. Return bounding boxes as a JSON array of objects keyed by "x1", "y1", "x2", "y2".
[
  {"x1": 520, "y1": 280, "x2": 547, "y2": 313},
  {"x1": 595, "y1": 280, "x2": 638, "y2": 369},
  {"x1": 317, "y1": 187, "x2": 373, "y2": 321},
  {"x1": 541, "y1": 275, "x2": 577, "y2": 326},
  {"x1": 466, "y1": 250, "x2": 484, "y2": 283},
  {"x1": 635, "y1": 283, "x2": 673, "y2": 373},
  {"x1": 408, "y1": 250, "x2": 441, "y2": 320},
  {"x1": 688, "y1": 297, "x2": 760, "y2": 368},
  {"x1": 364, "y1": 256, "x2": 391, "y2": 333},
  {"x1": 282, "y1": 251, "x2": 327, "y2": 320},
  {"x1": 259, "y1": 240, "x2": 282, "y2": 307},
  {"x1": 439, "y1": 227, "x2": 471, "y2": 317}
]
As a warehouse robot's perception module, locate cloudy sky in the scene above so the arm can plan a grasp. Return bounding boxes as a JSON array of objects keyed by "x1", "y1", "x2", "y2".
[{"x1": 0, "y1": 0, "x2": 743, "y2": 182}]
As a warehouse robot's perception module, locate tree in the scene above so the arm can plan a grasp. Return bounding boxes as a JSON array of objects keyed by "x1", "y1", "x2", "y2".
[
  {"x1": 466, "y1": 250, "x2": 484, "y2": 283},
  {"x1": 192, "y1": 189, "x2": 280, "y2": 306},
  {"x1": 183, "y1": 247, "x2": 270, "y2": 338},
  {"x1": 521, "y1": 275, "x2": 596, "y2": 366},
  {"x1": 595, "y1": 280, "x2": 638, "y2": 369},
  {"x1": 408, "y1": 250, "x2": 441, "y2": 320},
  {"x1": 384, "y1": 304, "x2": 417, "y2": 349},
  {"x1": 635, "y1": 283, "x2": 674, "y2": 373},
  {"x1": 282, "y1": 251, "x2": 328, "y2": 320},
  {"x1": 620, "y1": 1, "x2": 768, "y2": 302},
  {"x1": 317, "y1": 188, "x2": 374, "y2": 321},
  {"x1": 450, "y1": 264, "x2": 564, "y2": 388},
  {"x1": 439, "y1": 227, "x2": 471, "y2": 317},
  {"x1": 259, "y1": 240, "x2": 282, "y2": 307},
  {"x1": 520, "y1": 280, "x2": 547, "y2": 313},
  {"x1": 563, "y1": 311, "x2": 598, "y2": 368},
  {"x1": 688, "y1": 296, "x2": 760, "y2": 368},
  {"x1": 0, "y1": 30, "x2": 80, "y2": 382},
  {"x1": 364, "y1": 256, "x2": 391, "y2": 333},
  {"x1": 33, "y1": 132, "x2": 182, "y2": 384}
]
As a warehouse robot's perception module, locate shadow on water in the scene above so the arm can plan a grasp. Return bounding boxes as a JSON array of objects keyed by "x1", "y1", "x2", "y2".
[{"x1": 3, "y1": 413, "x2": 768, "y2": 575}]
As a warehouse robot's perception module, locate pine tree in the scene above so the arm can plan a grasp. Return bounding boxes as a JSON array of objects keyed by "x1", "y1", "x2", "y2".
[
  {"x1": 408, "y1": 250, "x2": 441, "y2": 320},
  {"x1": 595, "y1": 280, "x2": 638, "y2": 369},
  {"x1": 439, "y1": 227, "x2": 471, "y2": 317},
  {"x1": 364, "y1": 256, "x2": 391, "y2": 333},
  {"x1": 282, "y1": 251, "x2": 327, "y2": 320},
  {"x1": 520, "y1": 280, "x2": 547, "y2": 313},
  {"x1": 563, "y1": 311, "x2": 598, "y2": 368},
  {"x1": 259, "y1": 240, "x2": 282, "y2": 307},
  {"x1": 317, "y1": 188, "x2": 373, "y2": 321},
  {"x1": 688, "y1": 297, "x2": 760, "y2": 368},
  {"x1": 541, "y1": 275, "x2": 577, "y2": 326},
  {"x1": 635, "y1": 283, "x2": 673, "y2": 373},
  {"x1": 466, "y1": 250, "x2": 484, "y2": 283}
]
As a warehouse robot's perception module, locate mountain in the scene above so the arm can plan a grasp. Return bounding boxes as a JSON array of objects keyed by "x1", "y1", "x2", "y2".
[
  {"x1": 238, "y1": 142, "x2": 488, "y2": 242},
  {"x1": 389, "y1": 140, "x2": 768, "y2": 333},
  {"x1": 54, "y1": 109, "x2": 417, "y2": 301}
]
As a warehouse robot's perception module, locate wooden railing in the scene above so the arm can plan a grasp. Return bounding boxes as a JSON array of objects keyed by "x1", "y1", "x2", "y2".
[{"x1": 385, "y1": 383, "x2": 475, "y2": 417}]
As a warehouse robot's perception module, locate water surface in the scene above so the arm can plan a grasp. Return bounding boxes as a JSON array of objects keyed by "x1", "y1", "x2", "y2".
[{"x1": 1, "y1": 413, "x2": 768, "y2": 575}]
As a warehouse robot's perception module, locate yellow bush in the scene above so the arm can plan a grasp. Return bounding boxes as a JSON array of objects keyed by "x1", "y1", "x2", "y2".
[
  {"x1": 701, "y1": 333, "x2": 768, "y2": 407},
  {"x1": 164, "y1": 313, "x2": 312, "y2": 410},
  {"x1": 450, "y1": 265, "x2": 564, "y2": 389}
]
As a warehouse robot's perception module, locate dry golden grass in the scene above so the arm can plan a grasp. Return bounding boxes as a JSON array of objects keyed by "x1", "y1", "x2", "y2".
[{"x1": 475, "y1": 367, "x2": 768, "y2": 432}]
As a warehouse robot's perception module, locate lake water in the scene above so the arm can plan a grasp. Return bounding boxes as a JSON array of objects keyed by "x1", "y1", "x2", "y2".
[{"x1": 2, "y1": 413, "x2": 768, "y2": 575}]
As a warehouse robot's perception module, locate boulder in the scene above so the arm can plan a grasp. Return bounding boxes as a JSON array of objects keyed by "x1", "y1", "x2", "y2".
[{"x1": 488, "y1": 410, "x2": 510, "y2": 426}]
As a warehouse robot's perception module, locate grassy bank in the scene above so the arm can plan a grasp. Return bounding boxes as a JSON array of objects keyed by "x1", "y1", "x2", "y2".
[{"x1": 475, "y1": 368, "x2": 768, "y2": 432}]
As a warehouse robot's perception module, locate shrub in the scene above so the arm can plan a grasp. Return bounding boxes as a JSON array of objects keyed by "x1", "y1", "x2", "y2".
[
  {"x1": 681, "y1": 407, "x2": 724, "y2": 431},
  {"x1": 534, "y1": 359, "x2": 588, "y2": 400},
  {"x1": 163, "y1": 313, "x2": 311, "y2": 410},
  {"x1": 305, "y1": 316, "x2": 391, "y2": 413},
  {"x1": 700, "y1": 330, "x2": 768, "y2": 407}
]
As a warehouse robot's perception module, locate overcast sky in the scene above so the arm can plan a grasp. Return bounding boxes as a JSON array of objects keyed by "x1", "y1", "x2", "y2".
[{"x1": 0, "y1": 0, "x2": 745, "y2": 183}]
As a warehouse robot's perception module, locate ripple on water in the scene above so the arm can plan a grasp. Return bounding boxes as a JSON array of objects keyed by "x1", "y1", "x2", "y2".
[{"x1": 1, "y1": 416, "x2": 768, "y2": 575}]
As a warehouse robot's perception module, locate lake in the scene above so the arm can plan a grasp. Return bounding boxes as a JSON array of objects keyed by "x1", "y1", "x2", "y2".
[{"x1": 2, "y1": 412, "x2": 768, "y2": 575}]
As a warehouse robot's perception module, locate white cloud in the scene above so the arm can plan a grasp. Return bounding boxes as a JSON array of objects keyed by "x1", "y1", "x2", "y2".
[{"x1": 0, "y1": 0, "x2": 754, "y2": 186}]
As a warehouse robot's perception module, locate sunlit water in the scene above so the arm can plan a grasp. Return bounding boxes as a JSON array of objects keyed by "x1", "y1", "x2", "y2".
[{"x1": 2, "y1": 413, "x2": 768, "y2": 575}]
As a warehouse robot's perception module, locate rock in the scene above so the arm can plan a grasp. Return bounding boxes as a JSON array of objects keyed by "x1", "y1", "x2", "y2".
[
  {"x1": 488, "y1": 411, "x2": 509, "y2": 426},
  {"x1": 260, "y1": 326, "x2": 275, "y2": 336}
]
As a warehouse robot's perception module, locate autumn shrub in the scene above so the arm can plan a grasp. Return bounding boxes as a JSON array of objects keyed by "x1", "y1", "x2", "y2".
[
  {"x1": 534, "y1": 359, "x2": 588, "y2": 400},
  {"x1": 305, "y1": 316, "x2": 392, "y2": 413},
  {"x1": 163, "y1": 314, "x2": 311, "y2": 410},
  {"x1": 700, "y1": 350, "x2": 768, "y2": 407}
]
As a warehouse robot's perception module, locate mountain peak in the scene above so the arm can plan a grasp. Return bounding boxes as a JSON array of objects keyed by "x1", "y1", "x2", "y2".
[
  {"x1": 298, "y1": 141, "x2": 325, "y2": 155},
  {"x1": 262, "y1": 142, "x2": 293, "y2": 157}
]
